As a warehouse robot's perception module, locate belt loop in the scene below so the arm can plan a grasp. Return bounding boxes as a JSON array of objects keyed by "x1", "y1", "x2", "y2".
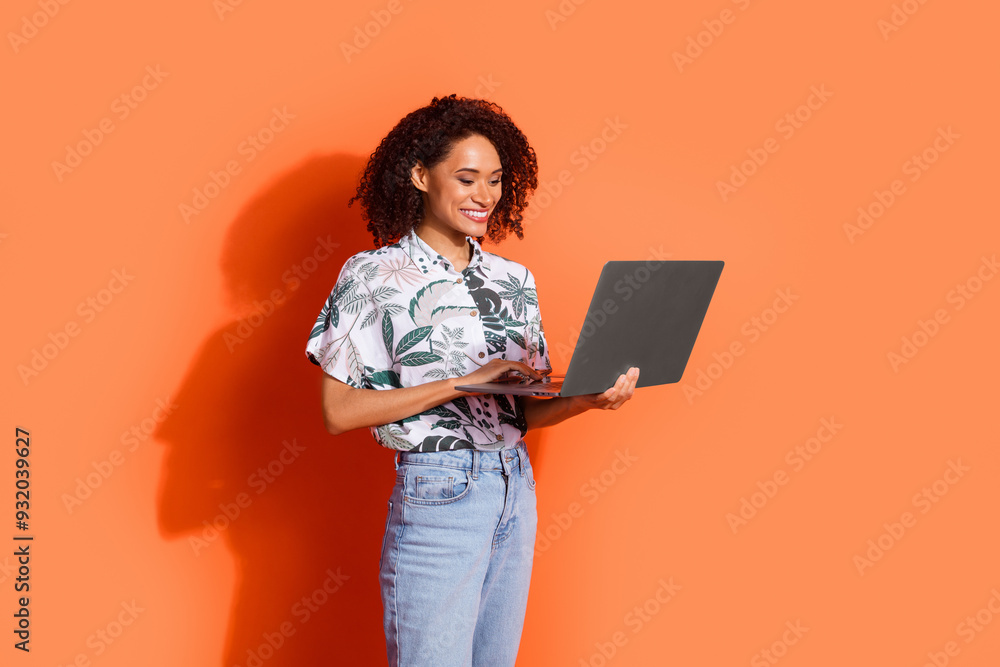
[
  {"x1": 471, "y1": 448, "x2": 480, "y2": 481},
  {"x1": 394, "y1": 450, "x2": 400, "y2": 471}
]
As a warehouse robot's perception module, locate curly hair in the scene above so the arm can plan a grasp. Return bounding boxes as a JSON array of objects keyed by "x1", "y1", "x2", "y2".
[{"x1": 348, "y1": 94, "x2": 538, "y2": 248}]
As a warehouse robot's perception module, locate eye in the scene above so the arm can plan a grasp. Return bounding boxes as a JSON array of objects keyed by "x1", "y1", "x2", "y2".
[
  {"x1": 459, "y1": 179, "x2": 473, "y2": 185},
  {"x1": 490, "y1": 180, "x2": 501, "y2": 186}
]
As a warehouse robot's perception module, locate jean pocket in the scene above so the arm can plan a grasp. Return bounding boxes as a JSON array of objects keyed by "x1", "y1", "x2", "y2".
[{"x1": 402, "y1": 467, "x2": 472, "y2": 505}]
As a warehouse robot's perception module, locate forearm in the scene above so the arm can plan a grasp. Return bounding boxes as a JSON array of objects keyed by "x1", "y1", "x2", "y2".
[
  {"x1": 323, "y1": 375, "x2": 463, "y2": 435},
  {"x1": 522, "y1": 396, "x2": 590, "y2": 432}
]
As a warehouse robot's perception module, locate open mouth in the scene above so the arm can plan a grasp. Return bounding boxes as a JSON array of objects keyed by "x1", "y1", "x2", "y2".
[{"x1": 460, "y1": 208, "x2": 489, "y2": 222}]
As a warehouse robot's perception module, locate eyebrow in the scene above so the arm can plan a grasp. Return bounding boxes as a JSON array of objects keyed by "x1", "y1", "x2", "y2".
[{"x1": 454, "y1": 167, "x2": 503, "y2": 174}]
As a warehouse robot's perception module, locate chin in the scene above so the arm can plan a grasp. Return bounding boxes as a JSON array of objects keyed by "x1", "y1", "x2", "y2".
[{"x1": 455, "y1": 218, "x2": 488, "y2": 237}]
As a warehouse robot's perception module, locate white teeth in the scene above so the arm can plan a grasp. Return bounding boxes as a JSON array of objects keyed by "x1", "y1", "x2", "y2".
[{"x1": 462, "y1": 209, "x2": 487, "y2": 218}]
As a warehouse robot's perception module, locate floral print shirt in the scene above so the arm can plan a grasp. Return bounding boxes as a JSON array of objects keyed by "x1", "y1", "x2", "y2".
[{"x1": 305, "y1": 228, "x2": 551, "y2": 452}]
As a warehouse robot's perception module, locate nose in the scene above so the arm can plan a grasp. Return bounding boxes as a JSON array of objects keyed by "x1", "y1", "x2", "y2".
[{"x1": 472, "y1": 182, "x2": 492, "y2": 207}]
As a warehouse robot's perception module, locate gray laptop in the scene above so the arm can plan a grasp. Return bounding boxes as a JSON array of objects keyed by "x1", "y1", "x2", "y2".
[{"x1": 454, "y1": 260, "x2": 724, "y2": 397}]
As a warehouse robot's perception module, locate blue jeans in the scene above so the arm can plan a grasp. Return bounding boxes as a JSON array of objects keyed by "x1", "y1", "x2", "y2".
[{"x1": 379, "y1": 440, "x2": 538, "y2": 666}]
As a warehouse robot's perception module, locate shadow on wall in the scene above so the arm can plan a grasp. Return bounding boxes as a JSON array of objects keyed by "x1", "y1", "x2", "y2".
[{"x1": 154, "y1": 153, "x2": 396, "y2": 665}]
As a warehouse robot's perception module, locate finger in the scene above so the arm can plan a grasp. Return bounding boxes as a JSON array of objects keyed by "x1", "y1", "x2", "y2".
[
  {"x1": 510, "y1": 361, "x2": 545, "y2": 379},
  {"x1": 602, "y1": 375, "x2": 627, "y2": 408},
  {"x1": 602, "y1": 375, "x2": 624, "y2": 400},
  {"x1": 626, "y1": 367, "x2": 639, "y2": 393},
  {"x1": 598, "y1": 369, "x2": 638, "y2": 409},
  {"x1": 615, "y1": 370, "x2": 638, "y2": 404},
  {"x1": 527, "y1": 364, "x2": 548, "y2": 379}
]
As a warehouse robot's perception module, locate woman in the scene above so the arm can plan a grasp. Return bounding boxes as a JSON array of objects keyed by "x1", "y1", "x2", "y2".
[{"x1": 305, "y1": 94, "x2": 639, "y2": 666}]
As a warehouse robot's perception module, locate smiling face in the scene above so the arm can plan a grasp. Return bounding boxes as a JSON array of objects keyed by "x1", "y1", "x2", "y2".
[{"x1": 410, "y1": 133, "x2": 503, "y2": 246}]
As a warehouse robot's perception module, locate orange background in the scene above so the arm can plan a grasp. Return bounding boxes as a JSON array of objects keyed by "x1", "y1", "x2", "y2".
[{"x1": 3, "y1": 0, "x2": 999, "y2": 665}]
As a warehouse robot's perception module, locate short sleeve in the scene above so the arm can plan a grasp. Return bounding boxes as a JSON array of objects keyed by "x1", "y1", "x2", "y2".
[
  {"x1": 305, "y1": 263, "x2": 381, "y2": 389},
  {"x1": 524, "y1": 268, "x2": 552, "y2": 373}
]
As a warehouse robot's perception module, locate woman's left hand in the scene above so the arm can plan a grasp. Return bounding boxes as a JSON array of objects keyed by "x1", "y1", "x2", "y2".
[{"x1": 571, "y1": 367, "x2": 640, "y2": 411}]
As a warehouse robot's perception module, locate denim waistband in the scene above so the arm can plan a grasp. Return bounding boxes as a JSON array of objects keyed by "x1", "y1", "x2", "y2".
[{"x1": 395, "y1": 440, "x2": 528, "y2": 473}]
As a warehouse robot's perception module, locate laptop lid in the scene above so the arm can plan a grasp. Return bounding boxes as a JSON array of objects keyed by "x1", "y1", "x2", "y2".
[
  {"x1": 558, "y1": 260, "x2": 724, "y2": 396},
  {"x1": 455, "y1": 260, "x2": 724, "y2": 397}
]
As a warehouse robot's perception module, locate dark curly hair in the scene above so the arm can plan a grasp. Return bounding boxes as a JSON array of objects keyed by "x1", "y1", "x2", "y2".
[{"x1": 348, "y1": 94, "x2": 538, "y2": 247}]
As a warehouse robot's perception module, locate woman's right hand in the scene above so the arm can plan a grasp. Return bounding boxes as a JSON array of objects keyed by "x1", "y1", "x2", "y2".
[{"x1": 453, "y1": 359, "x2": 548, "y2": 395}]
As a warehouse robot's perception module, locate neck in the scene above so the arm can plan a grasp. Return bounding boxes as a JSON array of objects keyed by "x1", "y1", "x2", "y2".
[{"x1": 414, "y1": 222, "x2": 471, "y2": 268}]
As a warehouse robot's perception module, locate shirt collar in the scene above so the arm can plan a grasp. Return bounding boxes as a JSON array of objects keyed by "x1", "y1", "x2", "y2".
[{"x1": 401, "y1": 228, "x2": 490, "y2": 274}]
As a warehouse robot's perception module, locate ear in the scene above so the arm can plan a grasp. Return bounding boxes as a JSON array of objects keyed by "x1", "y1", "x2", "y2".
[{"x1": 410, "y1": 161, "x2": 429, "y2": 193}]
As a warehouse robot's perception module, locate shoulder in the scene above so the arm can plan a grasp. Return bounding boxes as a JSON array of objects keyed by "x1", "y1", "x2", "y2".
[
  {"x1": 481, "y1": 249, "x2": 537, "y2": 284},
  {"x1": 338, "y1": 241, "x2": 410, "y2": 284}
]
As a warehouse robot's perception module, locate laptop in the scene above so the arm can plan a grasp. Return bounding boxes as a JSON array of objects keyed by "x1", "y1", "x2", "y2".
[{"x1": 454, "y1": 260, "x2": 724, "y2": 397}]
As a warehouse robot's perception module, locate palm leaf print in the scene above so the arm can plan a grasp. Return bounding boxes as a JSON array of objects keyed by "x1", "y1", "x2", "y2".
[
  {"x1": 428, "y1": 305, "x2": 475, "y2": 327},
  {"x1": 356, "y1": 261, "x2": 380, "y2": 282},
  {"x1": 336, "y1": 275, "x2": 366, "y2": 315},
  {"x1": 369, "y1": 370, "x2": 402, "y2": 388},
  {"x1": 424, "y1": 405, "x2": 462, "y2": 420},
  {"x1": 360, "y1": 309, "x2": 378, "y2": 329},
  {"x1": 395, "y1": 326, "x2": 433, "y2": 357},
  {"x1": 345, "y1": 338, "x2": 364, "y2": 384},
  {"x1": 359, "y1": 284, "x2": 401, "y2": 330},
  {"x1": 408, "y1": 280, "x2": 474, "y2": 327},
  {"x1": 309, "y1": 291, "x2": 339, "y2": 339},
  {"x1": 400, "y1": 351, "x2": 442, "y2": 366},
  {"x1": 378, "y1": 256, "x2": 424, "y2": 288},
  {"x1": 382, "y1": 314, "x2": 394, "y2": 359},
  {"x1": 452, "y1": 397, "x2": 476, "y2": 424},
  {"x1": 507, "y1": 330, "x2": 527, "y2": 350},
  {"x1": 495, "y1": 270, "x2": 537, "y2": 319},
  {"x1": 375, "y1": 424, "x2": 412, "y2": 451},
  {"x1": 526, "y1": 309, "x2": 546, "y2": 360}
]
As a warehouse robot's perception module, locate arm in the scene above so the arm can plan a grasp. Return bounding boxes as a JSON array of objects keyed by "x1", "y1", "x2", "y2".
[
  {"x1": 522, "y1": 367, "x2": 640, "y2": 432},
  {"x1": 321, "y1": 374, "x2": 458, "y2": 435},
  {"x1": 321, "y1": 358, "x2": 547, "y2": 436}
]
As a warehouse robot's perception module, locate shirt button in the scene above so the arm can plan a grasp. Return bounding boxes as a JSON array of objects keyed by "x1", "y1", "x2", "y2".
[
  {"x1": 455, "y1": 278, "x2": 462, "y2": 283},
  {"x1": 478, "y1": 352, "x2": 485, "y2": 359},
  {"x1": 496, "y1": 432, "x2": 504, "y2": 441},
  {"x1": 470, "y1": 310, "x2": 478, "y2": 317}
]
